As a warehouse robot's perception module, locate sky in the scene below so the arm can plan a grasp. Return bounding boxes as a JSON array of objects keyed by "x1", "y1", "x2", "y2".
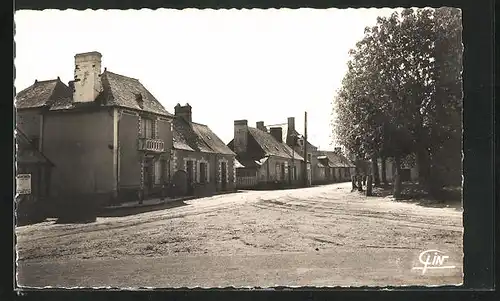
[{"x1": 15, "y1": 8, "x2": 400, "y2": 150}]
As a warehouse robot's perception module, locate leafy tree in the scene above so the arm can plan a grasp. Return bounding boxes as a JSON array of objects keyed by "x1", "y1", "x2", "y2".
[{"x1": 333, "y1": 8, "x2": 462, "y2": 197}]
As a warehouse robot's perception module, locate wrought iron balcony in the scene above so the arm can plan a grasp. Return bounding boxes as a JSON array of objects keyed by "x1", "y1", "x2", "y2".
[{"x1": 138, "y1": 138, "x2": 165, "y2": 153}]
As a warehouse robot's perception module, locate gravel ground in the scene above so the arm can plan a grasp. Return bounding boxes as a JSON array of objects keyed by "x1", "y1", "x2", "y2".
[{"x1": 16, "y1": 182, "x2": 463, "y2": 288}]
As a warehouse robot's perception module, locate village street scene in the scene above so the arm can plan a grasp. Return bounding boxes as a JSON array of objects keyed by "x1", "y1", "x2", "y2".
[{"x1": 15, "y1": 8, "x2": 463, "y2": 288}]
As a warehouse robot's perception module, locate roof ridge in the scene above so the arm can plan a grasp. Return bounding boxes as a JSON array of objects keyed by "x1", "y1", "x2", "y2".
[
  {"x1": 34, "y1": 78, "x2": 59, "y2": 84},
  {"x1": 103, "y1": 70, "x2": 139, "y2": 81}
]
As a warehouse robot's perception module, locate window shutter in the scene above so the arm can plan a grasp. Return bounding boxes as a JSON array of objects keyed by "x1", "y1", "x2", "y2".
[
  {"x1": 196, "y1": 160, "x2": 200, "y2": 183},
  {"x1": 206, "y1": 162, "x2": 210, "y2": 183}
]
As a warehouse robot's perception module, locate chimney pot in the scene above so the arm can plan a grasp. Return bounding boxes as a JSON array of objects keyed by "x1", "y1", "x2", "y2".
[
  {"x1": 256, "y1": 121, "x2": 267, "y2": 132},
  {"x1": 175, "y1": 104, "x2": 192, "y2": 123},
  {"x1": 233, "y1": 120, "x2": 248, "y2": 154},
  {"x1": 270, "y1": 127, "x2": 283, "y2": 143}
]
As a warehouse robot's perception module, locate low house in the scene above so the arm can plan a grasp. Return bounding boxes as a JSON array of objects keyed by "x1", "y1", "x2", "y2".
[
  {"x1": 267, "y1": 117, "x2": 320, "y2": 186},
  {"x1": 15, "y1": 51, "x2": 174, "y2": 210},
  {"x1": 228, "y1": 120, "x2": 304, "y2": 189},
  {"x1": 15, "y1": 127, "x2": 55, "y2": 224},
  {"x1": 378, "y1": 157, "x2": 418, "y2": 183},
  {"x1": 170, "y1": 104, "x2": 236, "y2": 197},
  {"x1": 316, "y1": 148, "x2": 356, "y2": 182}
]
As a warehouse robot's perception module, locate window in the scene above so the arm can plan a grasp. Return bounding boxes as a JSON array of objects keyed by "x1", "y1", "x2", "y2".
[
  {"x1": 141, "y1": 118, "x2": 153, "y2": 138},
  {"x1": 307, "y1": 154, "x2": 312, "y2": 163},
  {"x1": 275, "y1": 163, "x2": 281, "y2": 180},
  {"x1": 199, "y1": 162, "x2": 208, "y2": 184},
  {"x1": 293, "y1": 166, "x2": 297, "y2": 180}
]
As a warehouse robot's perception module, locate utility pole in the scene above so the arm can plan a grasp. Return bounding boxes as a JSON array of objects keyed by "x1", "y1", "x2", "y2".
[{"x1": 303, "y1": 111, "x2": 308, "y2": 187}]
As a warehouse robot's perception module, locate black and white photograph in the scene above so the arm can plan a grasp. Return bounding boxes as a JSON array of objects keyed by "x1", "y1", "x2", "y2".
[{"x1": 14, "y1": 7, "x2": 463, "y2": 288}]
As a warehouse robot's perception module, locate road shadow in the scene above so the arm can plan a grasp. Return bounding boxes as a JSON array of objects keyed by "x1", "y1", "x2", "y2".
[
  {"x1": 98, "y1": 200, "x2": 190, "y2": 218},
  {"x1": 371, "y1": 182, "x2": 462, "y2": 211}
]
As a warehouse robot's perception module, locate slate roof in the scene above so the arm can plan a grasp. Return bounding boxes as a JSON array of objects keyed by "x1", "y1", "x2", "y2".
[
  {"x1": 265, "y1": 124, "x2": 318, "y2": 151},
  {"x1": 17, "y1": 71, "x2": 173, "y2": 117},
  {"x1": 318, "y1": 151, "x2": 356, "y2": 168},
  {"x1": 247, "y1": 127, "x2": 304, "y2": 160},
  {"x1": 173, "y1": 117, "x2": 235, "y2": 155},
  {"x1": 16, "y1": 79, "x2": 73, "y2": 109}
]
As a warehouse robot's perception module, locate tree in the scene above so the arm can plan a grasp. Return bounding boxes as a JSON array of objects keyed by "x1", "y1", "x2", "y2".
[{"x1": 333, "y1": 8, "x2": 462, "y2": 197}]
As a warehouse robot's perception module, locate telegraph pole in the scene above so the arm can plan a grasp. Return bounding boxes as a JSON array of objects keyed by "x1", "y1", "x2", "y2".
[{"x1": 303, "y1": 111, "x2": 308, "y2": 187}]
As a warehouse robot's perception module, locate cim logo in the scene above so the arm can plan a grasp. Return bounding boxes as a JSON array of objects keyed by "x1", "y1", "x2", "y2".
[{"x1": 412, "y1": 249, "x2": 456, "y2": 275}]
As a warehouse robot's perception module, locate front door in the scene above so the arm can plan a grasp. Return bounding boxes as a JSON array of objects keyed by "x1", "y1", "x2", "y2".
[
  {"x1": 144, "y1": 158, "x2": 154, "y2": 193},
  {"x1": 186, "y1": 160, "x2": 194, "y2": 195},
  {"x1": 221, "y1": 161, "x2": 227, "y2": 190}
]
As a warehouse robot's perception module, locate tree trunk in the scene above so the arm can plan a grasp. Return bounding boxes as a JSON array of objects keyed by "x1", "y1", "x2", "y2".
[
  {"x1": 357, "y1": 175, "x2": 363, "y2": 192},
  {"x1": 416, "y1": 146, "x2": 431, "y2": 190},
  {"x1": 371, "y1": 155, "x2": 381, "y2": 187},
  {"x1": 366, "y1": 175, "x2": 373, "y2": 196},
  {"x1": 381, "y1": 157, "x2": 387, "y2": 187},
  {"x1": 351, "y1": 175, "x2": 357, "y2": 191},
  {"x1": 393, "y1": 155, "x2": 402, "y2": 199}
]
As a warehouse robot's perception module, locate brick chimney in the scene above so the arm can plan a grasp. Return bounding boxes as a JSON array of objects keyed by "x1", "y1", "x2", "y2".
[
  {"x1": 256, "y1": 121, "x2": 267, "y2": 132},
  {"x1": 234, "y1": 120, "x2": 248, "y2": 154},
  {"x1": 175, "y1": 103, "x2": 192, "y2": 123},
  {"x1": 287, "y1": 117, "x2": 295, "y2": 132},
  {"x1": 73, "y1": 51, "x2": 102, "y2": 103},
  {"x1": 269, "y1": 127, "x2": 283, "y2": 143}
]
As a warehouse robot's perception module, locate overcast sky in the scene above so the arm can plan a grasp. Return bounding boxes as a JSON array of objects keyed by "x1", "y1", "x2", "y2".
[{"x1": 15, "y1": 8, "x2": 399, "y2": 149}]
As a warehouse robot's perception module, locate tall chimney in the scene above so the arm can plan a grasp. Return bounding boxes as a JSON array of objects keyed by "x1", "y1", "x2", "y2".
[
  {"x1": 256, "y1": 121, "x2": 267, "y2": 132},
  {"x1": 73, "y1": 51, "x2": 102, "y2": 103},
  {"x1": 234, "y1": 120, "x2": 248, "y2": 154},
  {"x1": 287, "y1": 117, "x2": 295, "y2": 132},
  {"x1": 175, "y1": 103, "x2": 192, "y2": 123},
  {"x1": 269, "y1": 127, "x2": 283, "y2": 143}
]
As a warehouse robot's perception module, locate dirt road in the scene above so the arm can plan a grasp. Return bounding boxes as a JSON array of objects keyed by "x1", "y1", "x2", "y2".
[{"x1": 16, "y1": 182, "x2": 463, "y2": 288}]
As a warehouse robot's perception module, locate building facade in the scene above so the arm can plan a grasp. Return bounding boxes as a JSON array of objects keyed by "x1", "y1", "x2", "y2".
[
  {"x1": 228, "y1": 120, "x2": 304, "y2": 189},
  {"x1": 16, "y1": 51, "x2": 174, "y2": 208},
  {"x1": 171, "y1": 104, "x2": 236, "y2": 197}
]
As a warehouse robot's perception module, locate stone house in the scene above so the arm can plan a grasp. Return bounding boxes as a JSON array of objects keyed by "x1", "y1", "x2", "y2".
[
  {"x1": 170, "y1": 104, "x2": 236, "y2": 197},
  {"x1": 378, "y1": 157, "x2": 418, "y2": 183},
  {"x1": 316, "y1": 148, "x2": 356, "y2": 182},
  {"x1": 228, "y1": 120, "x2": 304, "y2": 189},
  {"x1": 268, "y1": 117, "x2": 321, "y2": 185},
  {"x1": 15, "y1": 51, "x2": 174, "y2": 208}
]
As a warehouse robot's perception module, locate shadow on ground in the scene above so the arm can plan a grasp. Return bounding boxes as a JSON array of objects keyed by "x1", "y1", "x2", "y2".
[
  {"x1": 98, "y1": 200, "x2": 189, "y2": 218},
  {"x1": 370, "y1": 182, "x2": 462, "y2": 211}
]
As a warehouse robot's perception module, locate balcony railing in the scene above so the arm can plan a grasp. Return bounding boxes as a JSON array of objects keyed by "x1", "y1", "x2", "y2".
[{"x1": 138, "y1": 138, "x2": 165, "y2": 153}]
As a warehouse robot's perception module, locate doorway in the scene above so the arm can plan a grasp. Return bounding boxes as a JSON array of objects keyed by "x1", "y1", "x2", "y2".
[
  {"x1": 143, "y1": 158, "x2": 154, "y2": 193},
  {"x1": 221, "y1": 161, "x2": 227, "y2": 190}
]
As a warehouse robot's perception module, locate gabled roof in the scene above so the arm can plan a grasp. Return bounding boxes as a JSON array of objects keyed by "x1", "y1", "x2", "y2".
[
  {"x1": 15, "y1": 78, "x2": 73, "y2": 109},
  {"x1": 98, "y1": 71, "x2": 171, "y2": 116},
  {"x1": 192, "y1": 122, "x2": 235, "y2": 155},
  {"x1": 15, "y1": 127, "x2": 55, "y2": 166},
  {"x1": 173, "y1": 117, "x2": 235, "y2": 155},
  {"x1": 18, "y1": 71, "x2": 173, "y2": 117},
  {"x1": 248, "y1": 127, "x2": 303, "y2": 160},
  {"x1": 318, "y1": 151, "x2": 356, "y2": 168},
  {"x1": 266, "y1": 124, "x2": 318, "y2": 151}
]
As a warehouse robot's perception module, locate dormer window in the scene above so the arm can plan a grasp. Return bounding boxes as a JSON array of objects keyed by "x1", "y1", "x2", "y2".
[{"x1": 135, "y1": 93, "x2": 144, "y2": 108}]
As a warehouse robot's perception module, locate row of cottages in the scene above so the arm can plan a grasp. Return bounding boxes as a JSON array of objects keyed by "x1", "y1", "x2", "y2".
[
  {"x1": 316, "y1": 149, "x2": 356, "y2": 183},
  {"x1": 15, "y1": 51, "x2": 236, "y2": 210},
  {"x1": 228, "y1": 120, "x2": 305, "y2": 188},
  {"x1": 267, "y1": 117, "x2": 356, "y2": 185}
]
